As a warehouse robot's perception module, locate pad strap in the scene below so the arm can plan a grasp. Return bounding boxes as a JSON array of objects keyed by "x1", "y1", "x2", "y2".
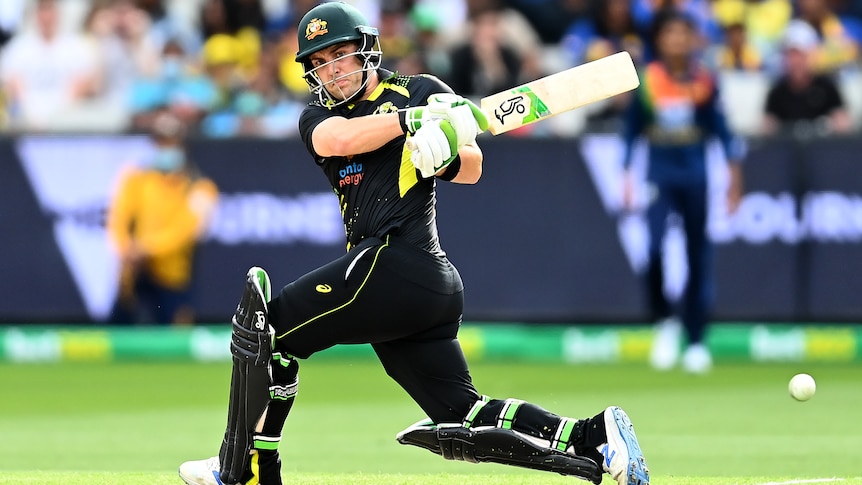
[
  {"x1": 551, "y1": 417, "x2": 578, "y2": 452},
  {"x1": 497, "y1": 398, "x2": 524, "y2": 429},
  {"x1": 462, "y1": 396, "x2": 490, "y2": 428}
]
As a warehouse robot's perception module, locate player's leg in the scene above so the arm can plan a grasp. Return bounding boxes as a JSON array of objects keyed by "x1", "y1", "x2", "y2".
[
  {"x1": 645, "y1": 184, "x2": 681, "y2": 370},
  {"x1": 678, "y1": 181, "x2": 713, "y2": 373},
  {"x1": 380, "y1": 331, "x2": 648, "y2": 484},
  {"x1": 181, "y1": 236, "x2": 467, "y2": 484},
  {"x1": 179, "y1": 267, "x2": 296, "y2": 485}
]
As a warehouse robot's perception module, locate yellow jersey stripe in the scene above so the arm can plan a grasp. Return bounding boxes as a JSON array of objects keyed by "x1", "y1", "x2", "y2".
[{"x1": 398, "y1": 140, "x2": 418, "y2": 197}]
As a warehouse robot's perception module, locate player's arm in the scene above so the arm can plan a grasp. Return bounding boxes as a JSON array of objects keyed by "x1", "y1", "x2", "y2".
[
  {"x1": 106, "y1": 170, "x2": 138, "y2": 256},
  {"x1": 439, "y1": 142, "x2": 482, "y2": 184},
  {"x1": 621, "y1": 84, "x2": 647, "y2": 211},
  {"x1": 705, "y1": 84, "x2": 746, "y2": 214},
  {"x1": 311, "y1": 113, "x2": 403, "y2": 157}
]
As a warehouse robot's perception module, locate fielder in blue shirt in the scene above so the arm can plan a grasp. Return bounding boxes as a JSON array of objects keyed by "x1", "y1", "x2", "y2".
[{"x1": 621, "y1": 10, "x2": 745, "y2": 374}]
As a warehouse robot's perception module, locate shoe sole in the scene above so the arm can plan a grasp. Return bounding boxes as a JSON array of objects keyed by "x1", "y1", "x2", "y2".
[
  {"x1": 177, "y1": 468, "x2": 223, "y2": 485},
  {"x1": 608, "y1": 406, "x2": 650, "y2": 485}
]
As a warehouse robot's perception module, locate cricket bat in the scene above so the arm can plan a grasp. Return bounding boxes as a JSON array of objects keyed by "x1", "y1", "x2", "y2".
[{"x1": 481, "y1": 51, "x2": 639, "y2": 135}]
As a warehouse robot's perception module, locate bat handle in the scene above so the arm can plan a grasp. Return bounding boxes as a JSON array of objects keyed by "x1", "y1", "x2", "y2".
[{"x1": 405, "y1": 139, "x2": 417, "y2": 151}]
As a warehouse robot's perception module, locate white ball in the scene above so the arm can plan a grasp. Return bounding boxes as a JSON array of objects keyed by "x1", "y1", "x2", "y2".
[{"x1": 789, "y1": 373, "x2": 816, "y2": 401}]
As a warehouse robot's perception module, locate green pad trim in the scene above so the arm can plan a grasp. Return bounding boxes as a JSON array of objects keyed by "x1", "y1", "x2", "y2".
[
  {"x1": 498, "y1": 399, "x2": 524, "y2": 430},
  {"x1": 253, "y1": 439, "x2": 280, "y2": 451}
]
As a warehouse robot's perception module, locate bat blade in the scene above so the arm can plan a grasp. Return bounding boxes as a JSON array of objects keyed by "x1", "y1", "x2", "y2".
[{"x1": 480, "y1": 51, "x2": 640, "y2": 136}]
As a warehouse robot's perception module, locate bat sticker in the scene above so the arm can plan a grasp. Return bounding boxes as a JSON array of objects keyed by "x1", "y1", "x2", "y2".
[
  {"x1": 494, "y1": 96, "x2": 527, "y2": 124},
  {"x1": 494, "y1": 87, "x2": 551, "y2": 126}
]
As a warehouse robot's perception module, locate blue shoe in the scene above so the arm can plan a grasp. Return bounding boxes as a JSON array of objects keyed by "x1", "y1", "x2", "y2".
[{"x1": 598, "y1": 406, "x2": 650, "y2": 485}]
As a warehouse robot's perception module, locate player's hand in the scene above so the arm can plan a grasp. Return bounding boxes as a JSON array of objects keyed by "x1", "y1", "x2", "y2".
[
  {"x1": 726, "y1": 163, "x2": 743, "y2": 215},
  {"x1": 408, "y1": 119, "x2": 458, "y2": 179},
  {"x1": 400, "y1": 94, "x2": 489, "y2": 142},
  {"x1": 426, "y1": 94, "x2": 489, "y2": 146}
]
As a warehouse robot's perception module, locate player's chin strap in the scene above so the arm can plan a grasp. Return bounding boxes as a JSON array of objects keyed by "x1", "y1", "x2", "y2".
[{"x1": 396, "y1": 398, "x2": 602, "y2": 484}]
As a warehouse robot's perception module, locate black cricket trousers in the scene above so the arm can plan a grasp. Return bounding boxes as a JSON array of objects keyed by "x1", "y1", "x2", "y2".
[{"x1": 267, "y1": 235, "x2": 481, "y2": 423}]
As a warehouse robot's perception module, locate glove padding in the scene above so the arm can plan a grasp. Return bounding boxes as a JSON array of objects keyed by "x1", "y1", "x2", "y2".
[
  {"x1": 408, "y1": 119, "x2": 458, "y2": 179},
  {"x1": 401, "y1": 94, "x2": 489, "y2": 147},
  {"x1": 426, "y1": 93, "x2": 489, "y2": 147}
]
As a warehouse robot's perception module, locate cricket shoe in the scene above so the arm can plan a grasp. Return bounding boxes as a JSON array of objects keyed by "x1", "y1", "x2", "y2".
[
  {"x1": 682, "y1": 343, "x2": 713, "y2": 374},
  {"x1": 179, "y1": 453, "x2": 282, "y2": 485},
  {"x1": 598, "y1": 406, "x2": 650, "y2": 485},
  {"x1": 178, "y1": 456, "x2": 223, "y2": 485},
  {"x1": 649, "y1": 317, "x2": 681, "y2": 371}
]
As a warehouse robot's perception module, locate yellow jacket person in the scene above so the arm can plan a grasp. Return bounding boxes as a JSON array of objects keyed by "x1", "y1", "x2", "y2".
[{"x1": 107, "y1": 114, "x2": 218, "y2": 324}]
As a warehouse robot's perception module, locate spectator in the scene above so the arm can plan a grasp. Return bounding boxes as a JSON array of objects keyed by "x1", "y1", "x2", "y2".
[
  {"x1": 506, "y1": 0, "x2": 587, "y2": 44},
  {"x1": 201, "y1": 36, "x2": 303, "y2": 138},
  {"x1": 711, "y1": 0, "x2": 792, "y2": 68},
  {"x1": 460, "y1": 0, "x2": 544, "y2": 82},
  {"x1": 710, "y1": 22, "x2": 763, "y2": 71},
  {"x1": 377, "y1": 2, "x2": 414, "y2": 73},
  {"x1": 107, "y1": 112, "x2": 219, "y2": 325},
  {"x1": 762, "y1": 20, "x2": 852, "y2": 135},
  {"x1": 562, "y1": 0, "x2": 647, "y2": 67},
  {"x1": 198, "y1": 0, "x2": 262, "y2": 81},
  {"x1": 561, "y1": 0, "x2": 646, "y2": 123},
  {"x1": 795, "y1": 0, "x2": 861, "y2": 73},
  {"x1": 83, "y1": 1, "x2": 160, "y2": 112},
  {"x1": 196, "y1": 34, "x2": 247, "y2": 122},
  {"x1": 445, "y1": 7, "x2": 522, "y2": 99},
  {"x1": 0, "y1": 0, "x2": 99, "y2": 131},
  {"x1": 621, "y1": 10, "x2": 745, "y2": 374},
  {"x1": 135, "y1": 0, "x2": 196, "y2": 54},
  {"x1": 631, "y1": 0, "x2": 723, "y2": 54},
  {"x1": 128, "y1": 38, "x2": 219, "y2": 133},
  {"x1": 401, "y1": 3, "x2": 451, "y2": 76},
  {"x1": 275, "y1": 25, "x2": 313, "y2": 98}
]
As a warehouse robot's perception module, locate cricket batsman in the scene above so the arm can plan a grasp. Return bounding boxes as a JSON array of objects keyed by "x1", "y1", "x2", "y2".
[{"x1": 178, "y1": 3, "x2": 650, "y2": 485}]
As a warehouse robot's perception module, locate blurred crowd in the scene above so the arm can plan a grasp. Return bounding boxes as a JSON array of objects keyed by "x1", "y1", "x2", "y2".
[{"x1": 0, "y1": 0, "x2": 860, "y2": 138}]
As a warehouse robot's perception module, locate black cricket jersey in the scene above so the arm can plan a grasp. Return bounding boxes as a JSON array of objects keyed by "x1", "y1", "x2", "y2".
[{"x1": 299, "y1": 70, "x2": 453, "y2": 254}]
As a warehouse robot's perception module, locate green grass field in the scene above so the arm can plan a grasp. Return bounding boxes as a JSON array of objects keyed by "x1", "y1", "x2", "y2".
[{"x1": 1, "y1": 358, "x2": 860, "y2": 484}]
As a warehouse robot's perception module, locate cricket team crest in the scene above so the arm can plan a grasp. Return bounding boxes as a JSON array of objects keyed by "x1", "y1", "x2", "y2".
[
  {"x1": 373, "y1": 101, "x2": 398, "y2": 115},
  {"x1": 305, "y1": 18, "x2": 328, "y2": 40}
]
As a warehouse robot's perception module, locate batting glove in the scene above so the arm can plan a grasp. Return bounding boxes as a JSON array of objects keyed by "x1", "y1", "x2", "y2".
[
  {"x1": 426, "y1": 93, "x2": 489, "y2": 146},
  {"x1": 399, "y1": 105, "x2": 435, "y2": 134},
  {"x1": 399, "y1": 94, "x2": 490, "y2": 141},
  {"x1": 408, "y1": 119, "x2": 458, "y2": 179}
]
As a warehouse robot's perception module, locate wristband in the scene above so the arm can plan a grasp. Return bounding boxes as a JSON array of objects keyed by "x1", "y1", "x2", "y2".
[
  {"x1": 436, "y1": 155, "x2": 462, "y2": 181},
  {"x1": 398, "y1": 110, "x2": 408, "y2": 133}
]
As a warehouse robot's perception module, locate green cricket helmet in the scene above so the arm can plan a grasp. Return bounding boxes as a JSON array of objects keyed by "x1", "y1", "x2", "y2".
[{"x1": 295, "y1": 2, "x2": 382, "y2": 107}]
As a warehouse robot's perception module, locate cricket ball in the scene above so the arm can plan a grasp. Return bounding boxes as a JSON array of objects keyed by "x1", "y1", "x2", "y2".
[{"x1": 788, "y1": 373, "x2": 816, "y2": 401}]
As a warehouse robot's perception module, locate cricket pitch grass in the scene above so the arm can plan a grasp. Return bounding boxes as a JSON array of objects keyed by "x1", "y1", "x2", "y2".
[{"x1": 1, "y1": 355, "x2": 860, "y2": 484}]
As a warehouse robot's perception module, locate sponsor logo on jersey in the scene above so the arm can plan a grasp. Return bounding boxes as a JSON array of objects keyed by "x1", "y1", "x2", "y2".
[
  {"x1": 338, "y1": 161, "x2": 363, "y2": 187},
  {"x1": 315, "y1": 284, "x2": 332, "y2": 294},
  {"x1": 305, "y1": 18, "x2": 328, "y2": 40}
]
